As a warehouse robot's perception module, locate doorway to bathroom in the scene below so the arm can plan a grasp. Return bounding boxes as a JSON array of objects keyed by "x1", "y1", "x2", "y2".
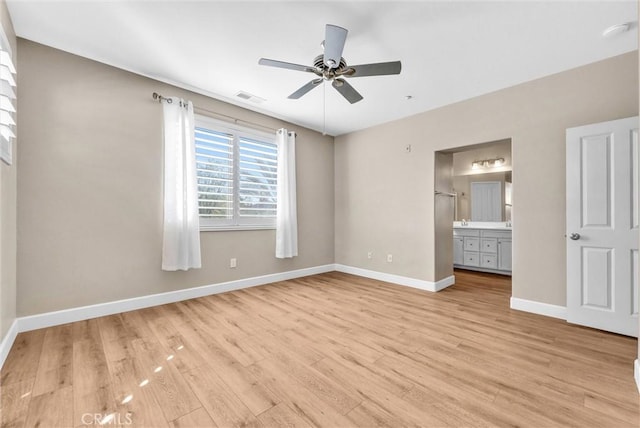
[{"x1": 435, "y1": 138, "x2": 513, "y2": 292}]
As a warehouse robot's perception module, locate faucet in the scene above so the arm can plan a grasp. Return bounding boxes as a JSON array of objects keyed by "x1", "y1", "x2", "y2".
[
  {"x1": 461, "y1": 219, "x2": 468, "y2": 226},
  {"x1": 506, "y1": 220, "x2": 512, "y2": 227}
]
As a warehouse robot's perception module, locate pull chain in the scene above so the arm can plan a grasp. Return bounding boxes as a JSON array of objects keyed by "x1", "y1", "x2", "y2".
[{"x1": 322, "y1": 80, "x2": 326, "y2": 136}]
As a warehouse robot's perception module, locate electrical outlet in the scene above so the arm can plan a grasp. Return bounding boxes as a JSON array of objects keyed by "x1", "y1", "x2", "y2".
[
  {"x1": 230, "y1": 258, "x2": 237, "y2": 268},
  {"x1": 367, "y1": 251, "x2": 373, "y2": 259},
  {"x1": 387, "y1": 254, "x2": 393, "y2": 263}
]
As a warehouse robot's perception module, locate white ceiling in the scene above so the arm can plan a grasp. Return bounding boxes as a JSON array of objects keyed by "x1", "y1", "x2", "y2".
[{"x1": 6, "y1": 1, "x2": 638, "y2": 136}]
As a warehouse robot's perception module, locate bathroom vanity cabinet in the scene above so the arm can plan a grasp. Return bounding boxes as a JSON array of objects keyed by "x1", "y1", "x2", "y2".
[{"x1": 453, "y1": 226, "x2": 512, "y2": 275}]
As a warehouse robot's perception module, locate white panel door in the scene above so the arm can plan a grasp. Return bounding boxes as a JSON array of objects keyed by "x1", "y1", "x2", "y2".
[
  {"x1": 471, "y1": 181, "x2": 501, "y2": 221},
  {"x1": 566, "y1": 116, "x2": 639, "y2": 337}
]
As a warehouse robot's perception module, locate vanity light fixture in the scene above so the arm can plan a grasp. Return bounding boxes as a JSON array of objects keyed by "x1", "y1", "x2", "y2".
[{"x1": 471, "y1": 157, "x2": 505, "y2": 169}]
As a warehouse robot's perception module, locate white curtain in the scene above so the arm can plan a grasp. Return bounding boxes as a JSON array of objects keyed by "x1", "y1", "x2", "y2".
[
  {"x1": 276, "y1": 128, "x2": 298, "y2": 258},
  {"x1": 162, "y1": 97, "x2": 201, "y2": 271}
]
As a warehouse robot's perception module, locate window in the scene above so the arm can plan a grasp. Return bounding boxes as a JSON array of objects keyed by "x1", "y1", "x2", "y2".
[
  {"x1": 0, "y1": 25, "x2": 15, "y2": 165},
  {"x1": 194, "y1": 115, "x2": 278, "y2": 230}
]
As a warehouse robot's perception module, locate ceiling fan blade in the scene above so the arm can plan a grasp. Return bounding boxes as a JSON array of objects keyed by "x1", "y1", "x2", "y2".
[
  {"x1": 344, "y1": 61, "x2": 402, "y2": 77},
  {"x1": 332, "y1": 78, "x2": 363, "y2": 104},
  {"x1": 259, "y1": 58, "x2": 317, "y2": 74},
  {"x1": 288, "y1": 78, "x2": 323, "y2": 99},
  {"x1": 323, "y1": 24, "x2": 348, "y2": 69}
]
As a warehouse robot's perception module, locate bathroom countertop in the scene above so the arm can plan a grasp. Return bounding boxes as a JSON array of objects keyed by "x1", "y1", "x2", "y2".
[{"x1": 453, "y1": 221, "x2": 512, "y2": 230}]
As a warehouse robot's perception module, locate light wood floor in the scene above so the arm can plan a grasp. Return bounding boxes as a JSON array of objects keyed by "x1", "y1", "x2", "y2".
[{"x1": 1, "y1": 270, "x2": 638, "y2": 427}]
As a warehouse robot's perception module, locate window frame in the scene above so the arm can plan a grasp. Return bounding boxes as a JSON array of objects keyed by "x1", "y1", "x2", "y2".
[{"x1": 194, "y1": 114, "x2": 278, "y2": 232}]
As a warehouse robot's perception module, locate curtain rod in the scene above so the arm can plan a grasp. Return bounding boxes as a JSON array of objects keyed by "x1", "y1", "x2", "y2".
[{"x1": 152, "y1": 92, "x2": 278, "y2": 133}]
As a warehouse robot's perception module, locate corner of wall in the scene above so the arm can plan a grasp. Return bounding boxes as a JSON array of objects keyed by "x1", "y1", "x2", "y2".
[
  {"x1": 0, "y1": 0, "x2": 18, "y2": 367},
  {"x1": 0, "y1": 318, "x2": 17, "y2": 369}
]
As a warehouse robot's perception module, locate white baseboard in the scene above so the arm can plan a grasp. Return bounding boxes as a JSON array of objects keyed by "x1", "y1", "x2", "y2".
[
  {"x1": 635, "y1": 359, "x2": 640, "y2": 394},
  {"x1": 510, "y1": 297, "x2": 567, "y2": 320},
  {"x1": 17, "y1": 264, "x2": 335, "y2": 333},
  {"x1": 335, "y1": 264, "x2": 454, "y2": 292},
  {"x1": 434, "y1": 275, "x2": 456, "y2": 291},
  {"x1": 0, "y1": 319, "x2": 18, "y2": 370}
]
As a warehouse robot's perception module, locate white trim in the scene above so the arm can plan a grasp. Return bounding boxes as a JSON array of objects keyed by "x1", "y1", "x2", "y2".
[
  {"x1": 195, "y1": 114, "x2": 275, "y2": 141},
  {"x1": 635, "y1": 359, "x2": 640, "y2": 394},
  {"x1": 335, "y1": 264, "x2": 454, "y2": 292},
  {"x1": 0, "y1": 319, "x2": 18, "y2": 370},
  {"x1": 17, "y1": 264, "x2": 334, "y2": 333},
  {"x1": 510, "y1": 297, "x2": 567, "y2": 320},
  {"x1": 434, "y1": 275, "x2": 456, "y2": 291},
  {"x1": 200, "y1": 225, "x2": 275, "y2": 232}
]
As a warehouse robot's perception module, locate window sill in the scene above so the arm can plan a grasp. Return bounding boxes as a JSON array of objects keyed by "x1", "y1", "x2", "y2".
[{"x1": 200, "y1": 225, "x2": 276, "y2": 232}]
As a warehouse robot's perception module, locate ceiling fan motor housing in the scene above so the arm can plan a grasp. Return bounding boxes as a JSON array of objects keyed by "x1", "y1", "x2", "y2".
[{"x1": 314, "y1": 54, "x2": 347, "y2": 79}]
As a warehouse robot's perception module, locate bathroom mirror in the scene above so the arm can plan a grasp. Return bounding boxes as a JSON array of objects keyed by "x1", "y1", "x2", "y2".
[{"x1": 453, "y1": 172, "x2": 512, "y2": 221}]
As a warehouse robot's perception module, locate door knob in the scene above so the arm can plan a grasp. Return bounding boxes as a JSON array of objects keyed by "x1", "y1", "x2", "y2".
[{"x1": 569, "y1": 233, "x2": 581, "y2": 240}]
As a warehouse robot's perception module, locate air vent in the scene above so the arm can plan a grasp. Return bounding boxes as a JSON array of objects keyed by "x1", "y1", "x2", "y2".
[{"x1": 235, "y1": 91, "x2": 266, "y2": 104}]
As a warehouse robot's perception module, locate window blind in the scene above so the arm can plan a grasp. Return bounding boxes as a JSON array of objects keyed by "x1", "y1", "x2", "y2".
[
  {"x1": 0, "y1": 30, "x2": 15, "y2": 165},
  {"x1": 238, "y1": 136, "x2": 277, "y2": 218},
  {"x1": 194, "y1": 115, "x2": 278, "y2": 230},
  {"x1": 195, "y1": 127, "x2": 234, "y2": 219}
]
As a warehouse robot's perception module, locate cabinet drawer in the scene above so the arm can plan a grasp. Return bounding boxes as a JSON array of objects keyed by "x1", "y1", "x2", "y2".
[
  {"x1": 480, "y1": 238, "x2": 497, "y2": 254},
  {"x1": 463, "y1": 237, "x2": 479, "y2": 251},
  {"x1": 481, "y1": 254, "x2": 497, "y2": 269},
  {"x1": 463, "y1": 251, "x2": 480, "y2": 266}
]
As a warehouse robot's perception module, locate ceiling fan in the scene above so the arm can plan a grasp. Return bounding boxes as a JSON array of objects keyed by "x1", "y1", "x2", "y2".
[{"x1": 258, "y1": 24, "x2": 402, "y2": 104}]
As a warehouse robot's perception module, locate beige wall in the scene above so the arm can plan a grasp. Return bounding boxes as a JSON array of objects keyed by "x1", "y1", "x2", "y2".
[
  {"x1": 16, "y1": 40, "x2": 334, "y2": 316},
  {"x1": 0, "y1": 0, "x2": 16, "y2": 344},
  {"x1": 335, "y1": 51, "x2": 638, "y2": 306}
]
